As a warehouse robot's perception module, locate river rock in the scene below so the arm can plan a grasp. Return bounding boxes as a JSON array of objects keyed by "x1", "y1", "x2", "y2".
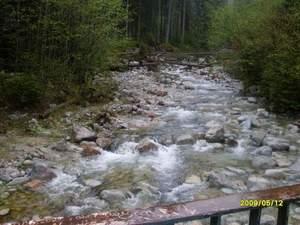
[
  {"x1": 30, "y1": 163, "x2": 56, "y2": 181},
  {"x1": 54, "y1": 139, "x2": 82, "y2": 152},
  {"x1": 256, "y1": 108, "x2": 269, "y2": 118},
  {"x1": 84, "y1": 179, "x2": 102, "y2": 188},
  {"x1": 0, "y1": 167, "x2": 22, "y2": 182},
  {"x1": 250, "y1": 132, "x2": 266, "y2": 147},
  {"x1": 23, "y1": 179, "x2": 43, "y2": 190},
  {"x1": 205, "y1": 124, "x2": 225, "y2": 143},
  {"x1": 274, "y1": 156, "x2": 292, "y2": 167},
  {"x1": 288, "y1": 124, "x2": 299, "y2": 134},
  {"x1": 100, "y1": 189, "x2": 127, "y2": 203},
  {"x1": 261, "y1": 215, "x2": 275, "y2": 225},
  {"x1": 290, "y1": 158, "x2": 300, "y2": 172},
  {"x1": 135, "y1": 138, "x2": 158, "y2": 153},
  {"x1": 23, "y1": 160, "x2": 33, "y2": 166},
  {"x1": 96, "y1": 137, "x2": 112, "y2": 149},
  {"x1": 264, "y1": 168, "x2": 288, "y2": 179},
  {"x1": 247, "y1": 97, "x2": 257, "y2": 103},
  {"x1": 263, "y1": 137, "x2": 289, "y2": 151},
  {"x1": 247, "y1": 176, "x2": 271, "y2": 191},
  {"x1": 251, "y1": 156, "x2": 274, "y2": 170},
  {"x1": 185, "y1": 175, "x2": 202, "y2": 184},
  {"x1": 0, "y1": 208, "x2": 10, "y2": 216},
  {"x1": 207, "y1": 171, "x2": 246, "y2": 191},
  {"x1": 176, "y1": 134, "x2": 195, "y2": 145},
  {"x1": 252, "y1": 146, "x2": 272, "y2": 156},
  {"x1": 8, "y1": 176, "x2": 30, "y2": 186},
  {"x1": 73, "y1": 125, "x2": 97, "y2": 143},
  {"x1": 81, "y1": 146, "x2": 102, "y2": 157}
]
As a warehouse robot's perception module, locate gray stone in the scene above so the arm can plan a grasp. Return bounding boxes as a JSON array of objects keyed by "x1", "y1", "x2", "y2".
[
  {"x1": 0, "y1": 208, "x2": 10, "y2": 216},
  {"x1": 135, "y1": 138, "x2": 158, "y2": 153},
  {"x1": 8, "y1": 176, "x2": 30, "y2": 186},
  {"x1": 96, "y1": 137, "x2": 112, "y2": 149},
  {"x1": 264, "y1": 168, "x2": 288, "y2": 179},
  {"x1": 248, "y1": 97, "x2": 257, "y2": 103},
  {"x1": 176, "y1": 134, "x2": 195, "y2": 145},
  {"x1": 247, "y1": 176, "x2": 271, "y2": 191},
  {"x1": 30, "y1": 163, "x2": 56, "y2": 181},
  {"x1": 73, "y1": 125, "x2": 97, "y2": 143},
  {"x1": 250, "y1": 132, "x2": 266, "y2": 147},
  {"x1": 0, "y1": 192, "x2": 10, "y2": 200},
  {"x1": 290, "y1": 158, "x2": 300, "y2": 172},
  {"x1": 288, "y1": 124, "x2": 299, "y2": 134},
  {"x1": 185, "y1": 175, "x2": 202, "y2": 184},
  {"x1": 205, "y1": 125, "x2": 225, "y2": 143},
  {"x1": 23, "y1": 160, "x2": 33, "y2": 166},
  {"x1": 0, "y1": 167, "x2": 22, "y2": 182},
  {"x1": 261, "y1": 215, "x2": 275, "y2": 225},
  {"x1": 54, "y1": 139, "x2": 82, "y2": 152},
  {"x1": 100, "y1": 189, "x2": 127, "y2": 203},
  {"x1": 263, "y1": 137, "x2": 289, "y2": 151},
  {"x1": 84, "y1": 179, "x2": 102, "y2": 188},
  {"x1": 252, "y1": 146, "x2": 272, "y2": 156},
  {"x1": 256, "y1": 108, "x2": 269, "y2": 118},
  {"x1": 251, "y1": 156, "x2": 274, "y2": 170}
]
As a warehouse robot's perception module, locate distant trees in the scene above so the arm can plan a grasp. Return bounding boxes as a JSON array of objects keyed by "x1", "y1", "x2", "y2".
[
  {"x1": 126, "y1": 0, "x2": 225, "y2": 49},
  {"x1": 209, "y1": 0, "x2": 300, "y2": 111}
]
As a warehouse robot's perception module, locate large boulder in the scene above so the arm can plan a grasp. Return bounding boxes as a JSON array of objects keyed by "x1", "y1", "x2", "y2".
[
  {"x1": 73, "y1": 125, "x2": 97, "y2": 143},
  {"x1": 263, "y1": 137, "x2": 290, "y2": 151},
  {"x1": 205, "y1": 123, "x2": 225, "y2": 143},
  {"x1": 135, "y1": 138, "x2": 158, "y2": 153}
]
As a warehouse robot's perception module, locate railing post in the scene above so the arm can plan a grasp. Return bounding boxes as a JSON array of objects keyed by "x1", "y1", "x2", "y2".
[
  {"x1": 277, "y1": 202, "x2": 289, "y2": 225},
  {"x1": 249, "y1": 208, "x2": 261, "y2": 225},
  {"x1": 210, "y1": 215, "x2": 221, "y2": 225}
]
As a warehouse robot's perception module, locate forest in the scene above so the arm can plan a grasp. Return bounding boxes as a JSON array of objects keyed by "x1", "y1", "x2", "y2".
[{"x1": 0, "y1": 0, "x2": 299, "y2": 111}]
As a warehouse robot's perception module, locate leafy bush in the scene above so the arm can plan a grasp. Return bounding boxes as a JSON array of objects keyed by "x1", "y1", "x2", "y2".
[
  {"x1": 209, "y1": 0, "x2": 300, "y2": 111},
  {"x1": 0, "y1": 72, "x2": 43, "y2": 109}
]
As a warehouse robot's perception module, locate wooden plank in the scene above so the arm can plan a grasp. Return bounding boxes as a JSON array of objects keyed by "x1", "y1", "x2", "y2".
[{"x1": 12, "y1": 184, "x2": 300, "y2": 225}]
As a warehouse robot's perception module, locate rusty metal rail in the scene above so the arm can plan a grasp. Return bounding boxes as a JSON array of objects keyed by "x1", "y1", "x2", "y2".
[{"x1": 8, "y1": 184, "x2": 300, "y2": 225}]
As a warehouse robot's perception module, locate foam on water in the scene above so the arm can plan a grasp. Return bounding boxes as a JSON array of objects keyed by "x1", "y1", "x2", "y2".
[{"x1": 162, "y1": 108, "x2": 198, "y2": 123}]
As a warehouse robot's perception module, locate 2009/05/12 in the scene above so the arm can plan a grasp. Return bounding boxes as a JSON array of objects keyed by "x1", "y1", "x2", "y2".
[{"x1": 240, "y1": 199, "x2": 284, "y2": 207}]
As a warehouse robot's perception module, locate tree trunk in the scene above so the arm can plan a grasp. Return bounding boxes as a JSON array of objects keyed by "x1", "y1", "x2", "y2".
[
  {"x1": 181, "y1": 0, "x2": 186, "y2": 44},
  {"x1": 166, "y1": 0, "x2": 173, "y2": 43}
]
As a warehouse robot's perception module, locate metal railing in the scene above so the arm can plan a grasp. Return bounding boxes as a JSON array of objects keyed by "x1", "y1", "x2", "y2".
[{"x1": 11, "y1": 184, "x2": 300, "y2": 225}]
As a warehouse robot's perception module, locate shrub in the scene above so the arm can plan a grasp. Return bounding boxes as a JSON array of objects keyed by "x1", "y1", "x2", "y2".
[{"x1": 0, "y1": 72, "x2": 43, "y2": 109}]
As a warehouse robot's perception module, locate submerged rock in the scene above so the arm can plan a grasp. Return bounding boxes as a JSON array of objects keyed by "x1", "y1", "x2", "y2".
[
  {"x1": 23, "y1": 179, "x2": 44, "y2": 190},
  {"x1": 247, "y1": 176, "x2": 271, "y2": 191},
  {"x1": 135, "y1": 138, "x2": 158, "y2": 153},
  {"x1": 73, "y1": 125, "x2": 97, "y2": 143}
]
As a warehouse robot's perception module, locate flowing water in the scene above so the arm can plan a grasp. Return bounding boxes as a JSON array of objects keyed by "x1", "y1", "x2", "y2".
[{"x1": 1, "y1": 62, "x2": 300, "y2": 224}]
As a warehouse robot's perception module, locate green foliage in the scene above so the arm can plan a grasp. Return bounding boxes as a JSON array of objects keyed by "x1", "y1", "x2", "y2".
[
  {"x1": 0, "y1": 0, "x2": 128, "y2": 109},
  {"x1": 0, "y1": 72, "x2": 43, "y2": 109},
  {"x1": 209, "y1": 0, "x2": 300, "y2": 111}
]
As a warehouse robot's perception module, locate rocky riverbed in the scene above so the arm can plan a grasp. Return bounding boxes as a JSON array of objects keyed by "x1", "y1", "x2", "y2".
[{"x1": 0, "y1": 58, "x2": 300, "y2": 225}]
